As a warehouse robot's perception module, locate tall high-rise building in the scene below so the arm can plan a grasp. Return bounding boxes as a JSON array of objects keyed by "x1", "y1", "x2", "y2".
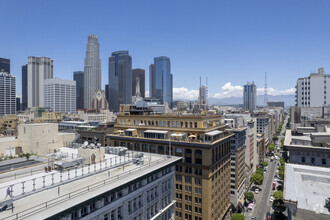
[
  {"x1": 16, "y1": 97, "x2": 21, "y2": 112},
  {"x1": 149, "y1": 64, "x2": 154, "y2": 98},
  {"x1": 243, "y1": 81, "x2": 257, "y2": 112},
  {"x1": 296, "y1": 68, "x2": 330, "y2": 107},
  {"x1": 21, "y1": 64, "x2": 28, "y2": 110},
  {"x1": 44, "y1": 78, "x2": 76, "y2": 113},
  {"x1": 0, "y1": 58, "x2": 10, "y2": 73},
  {"x1": 108, "y1": 50, "x2": 132, "y2": 111},
  {"x1": 105, "y1": 84, "x2": 109, "y2": 104},
  {"x1": 150, "y1": 56, "x2": 173, "y2": 108},
  {"x1": 27, "y1": 56, "x2": 53, "y2": 108},
  {"x1": 0, "y1": 70, "x2": 16, "y2": 116},
  {"x1": 107, "y1": 114, "x2": 233, "y2": 220},
  {"x1": 73, "y1": 71, "x2": 84, "y2": 109},
  {"x1": 84, "y1": 34, "x2": 101, "y2": 109},
  {"x1": 132, "y1": 68, "x2": 145, "y2": 98}
]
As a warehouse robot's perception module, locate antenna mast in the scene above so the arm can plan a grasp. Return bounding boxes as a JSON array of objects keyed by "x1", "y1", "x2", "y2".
[{"x1": 264, "y1": 72, "x2": 268, "y2": 108}]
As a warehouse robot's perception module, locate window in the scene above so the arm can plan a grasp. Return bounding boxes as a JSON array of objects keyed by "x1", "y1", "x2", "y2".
[
  {"x1": 311, "y1": 157, "x2": 315, "y2": 164},
  {"x1": 196, "y1": 158, "x2": 202, "y2": 165},
  {"x1": 301, "y1": 156, "x2": 305, "y2": 163},
  {"x1": 322, "y1": 158, "x2": 326, "y2": 165},
  {"x1": 176, "y1": 148, "x2": 182, "y2": 154}
]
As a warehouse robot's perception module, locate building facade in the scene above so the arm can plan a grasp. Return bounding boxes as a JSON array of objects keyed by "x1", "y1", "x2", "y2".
[
  {"x1": 228, "y1": 127, "x2": 247, "y2": 206},
  {"x1": 132, "y1": 68, "x2": 145, "y2": 98},
  {"x1": 21, "y1": 64, "x2": 28, "y2": 110},
  {"x1": 44, "y1": 78, "x2": 76, "y2": 113},
  {"x1": 150, "y1": 57, "x2": 173, "y2": 108},
  {"x1": 243, "y1": 81, "x2": 257, "y2": 112},
  {"x1": 108, "y1": 51, "x2": 132, "y2": 111},
  {"x1": 1, "y1": 152, "x2": 179, "y2": 220},
  {"x1": 0, "y1": 57, "x2": 10, "y2": 73},
  {"x1": 84, "y1": 34, "x2": 101, "y2": 109},
  {"x1": 27, "y1": 56, "x2": 53, "y2": 108},
  {"x1": 0, "y1": 71, "x2": 16, "y2": 116},
  {"x1": 106, "y1": 114, "x2": 233, "y2": 220},
  {"x1": 73, "y1": 71, "x2": 84, "y2": 110},
  {"x1": 91, "y1": 90, "x2": 109, "y2": 111},
  {"x1": 296, "y1": 68, "x2": 330, "y2": 107}
]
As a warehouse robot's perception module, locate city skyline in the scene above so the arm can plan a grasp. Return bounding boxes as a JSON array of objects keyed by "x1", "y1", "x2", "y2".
[{"x1": 2, "y1": 1, "x2": 330, "y2": 100}]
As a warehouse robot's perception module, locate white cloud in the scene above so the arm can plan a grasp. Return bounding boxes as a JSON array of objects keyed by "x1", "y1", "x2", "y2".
[
  {"x1": 173, "y1": 87, "x2": 199, "y2": 100},
  {"x1": 160, "y1": 82, "x2": 294, "y2": 101},
  {"x1": 213, "y1": 82, "x2": 243, "y2": 99},
  {"x1": 212, "y1": 82, "x2": 294, "y2": 99}
]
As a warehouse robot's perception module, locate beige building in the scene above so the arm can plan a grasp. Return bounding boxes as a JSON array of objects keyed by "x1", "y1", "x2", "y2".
[
  {"x1": 0, "y1": 114, "x2": 19, "y2": 135},
  {"x1": 106, "y1": 114, "x2": 233, "y2": 220},
  {"x1": 18, "y1": 123, "x2": 75, "y2": 155},
  {"x1": 78, "y1": 147, "x2": 105, "y2": 164}
]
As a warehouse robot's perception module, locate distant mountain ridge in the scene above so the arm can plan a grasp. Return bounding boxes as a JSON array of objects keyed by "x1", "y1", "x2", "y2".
[{"x1": 175, "y1": 95, "x2": 295, "y2": 107}]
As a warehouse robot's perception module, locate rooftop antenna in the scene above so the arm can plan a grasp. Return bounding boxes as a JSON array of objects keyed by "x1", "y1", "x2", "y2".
[{"x1": 264, "y1": 72, "x2": 268, "y2": 108}]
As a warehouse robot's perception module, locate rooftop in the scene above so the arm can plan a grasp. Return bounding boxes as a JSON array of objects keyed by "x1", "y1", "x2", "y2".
[
  {"x1": 284, "y1": 163, "x2": 330, "y2": 215},
  {"x1": 0, "y1": 152, "x2": 180, "y2": 219}
]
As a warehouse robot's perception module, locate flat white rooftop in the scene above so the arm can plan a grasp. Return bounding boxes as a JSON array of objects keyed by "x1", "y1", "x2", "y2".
[
  {"x1": 284, "y1": 163, "x2": 330, "y2": 215},
  {"x1": 0, "y1": 152, "x2": 180, "y2": 220}
]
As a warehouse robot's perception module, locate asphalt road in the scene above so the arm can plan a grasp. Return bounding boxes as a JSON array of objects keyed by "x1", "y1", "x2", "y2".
[{"x1": 253, "y1": 159, "x2": 276, "y2": 220}]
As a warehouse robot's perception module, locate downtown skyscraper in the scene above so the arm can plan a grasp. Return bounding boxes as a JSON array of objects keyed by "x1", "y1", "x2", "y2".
[
  {"x1": 108, "y1": 50, "x2": 132, "y2": 111},
  {"x1": 149, "y1": 56, "x2": 173, "y2": 108},
  {"x1": 27, "y1": 56, "x2": 53, "y2": 108},
  {"x1": 243, "y1": 81, "x2": 257, "y2": 112},
  {"x1": 73, "y1": 71, "x2": 84, "y2": 110},
  {"x1": 84, "y1": 34, "x2": 101, "y2": 109},
  {"x1": 0, "y1": 70, "x2": 16, "y2": 116}
]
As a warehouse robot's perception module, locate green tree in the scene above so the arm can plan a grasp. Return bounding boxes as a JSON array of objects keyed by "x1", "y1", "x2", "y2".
[
  {"x1": 25, "y1": 153, "x2": 31, "y2": 161},
  {"x1": 231, "y1": 213, "x2": 245, "y2": 220},
  {"x1": 268, "y1": 144, "x2": 275, "y2": 152},
  {"x1": 260, "y1": 161, "x2": 268, "y2": 167},
  {"x1": 273, "y1": 136, "x2": 278, "y2": 141},
  {"x1": 273, "y1": 191, "x2": 283, "y2": 200},
  {"x1": 244, "y1": 192, "x2": 254, "y2": 201},
  {"x1": 256, "y1": 168, "x2": 264, "y2": 177},
  {"x1": 251, "y1": 173, "x2": 264, "y2": 185},
  {"x1": 273, "y1": 199, "x2": 286, "y2": 213}
]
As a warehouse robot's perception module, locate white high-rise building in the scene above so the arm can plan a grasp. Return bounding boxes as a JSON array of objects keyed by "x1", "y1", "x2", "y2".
[
  {"x1": 0, "y1": 71, "x2": 16, "y2": 116},
  {"x1": 243, "y1": 81, "x2": 257, "y2": 112},
  {"x1": 296, "y1": 68, "x2": 330, "y2": 107},
  {"x1": 44, "y1": 78, "x2": 76, "y2": 113},
  {"x1": 84, "y1": 34, "x2": 101, "y2": 109},
  {"x1": 27, "y1": 56, "x2": 53, "y2": 108}
]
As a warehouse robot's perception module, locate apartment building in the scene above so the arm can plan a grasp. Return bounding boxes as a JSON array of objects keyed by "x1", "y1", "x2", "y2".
[
  {"x1": 106, "y1": 114, "x2": 233, "y2": 220},
  {"x1": 228, "y1": 127, "x2": 246, "y2": 206}
]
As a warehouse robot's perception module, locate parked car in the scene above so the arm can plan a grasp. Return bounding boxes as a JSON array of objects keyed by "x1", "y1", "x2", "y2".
[
  {"x1": 255, "y1": 189, "x2": 259, "y2": 194},
  {"x1": 251, "y1": 217, "x2": 256, "y2": 220},
  {"x1": 272, "y1": 183, "x2": 276, "y2": 190},
  {"x1": 269, "y1": 196, "x2": 274, "y2": 202},
  {"x1": 266, "y1": 212, "x2": 271, "y2": 220}
]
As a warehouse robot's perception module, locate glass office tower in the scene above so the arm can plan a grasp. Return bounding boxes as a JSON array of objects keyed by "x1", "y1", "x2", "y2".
[
  {"x1": 150, "y1": 56, "x2": 173, "y2": 108},
  {"x1": 108, "y1": 50, "x2": 132, "y2": 111}
]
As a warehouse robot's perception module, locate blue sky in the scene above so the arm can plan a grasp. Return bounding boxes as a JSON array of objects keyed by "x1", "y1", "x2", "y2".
[{"x1": 1, "y1": 0, "x2": 330, "y2": 99}]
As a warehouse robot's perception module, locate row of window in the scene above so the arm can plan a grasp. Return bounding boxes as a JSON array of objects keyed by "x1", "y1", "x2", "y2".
[{"x1": 119, "y1": 119, "x2": 199, "y2": 128}]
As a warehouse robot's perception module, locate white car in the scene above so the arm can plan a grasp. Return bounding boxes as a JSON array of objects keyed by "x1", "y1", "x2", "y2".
[
  {"x1": 269, "y1": 196, "x2": 274, "y2": 202},
  {"x1": 255, "y1": 189, "x2": 259, "y2": 194}
]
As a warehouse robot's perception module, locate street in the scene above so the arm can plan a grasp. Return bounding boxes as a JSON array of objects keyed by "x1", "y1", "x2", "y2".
[{"x1": 245, "y1": 114, "x2": 289, "y2": 220}]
